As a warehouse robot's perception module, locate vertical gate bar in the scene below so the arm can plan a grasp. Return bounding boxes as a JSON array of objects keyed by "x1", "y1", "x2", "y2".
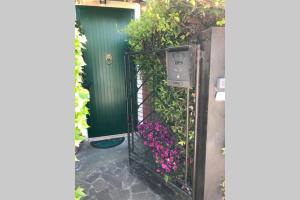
[
  {"x1": 152, "y1": 54, "x2": 156, "y2": 122},
  {"x1": 128, "y1": 54, "x2": 133, "y2": 153},
  {"x1": 130, "y1": 56, "x2": 137, "y2": 151},
  {"x1": 130, "y1": 55, "x2": 134, "y2": 153},
  {"x1": 130, "y1": 55, "x2": 133, "y2": 153},
  {"x1": 131, "y1": 59, "x2": 138, "y2": 151},
  {"x1": 192, "y1": 44, "x2": 202, "y2": 200},
  {"x1": 124, "y1": 54, "x2": 131, "y2": 158},
  {"x1": 192, "y1": 43, "x2": 210, "y2": 200},
  {"x1": 153, "y1": 54, "x2": 157, "y2": 170},
  {"x1": 130, "y1": 56, "x2": 135, "y2": 152},
  {"x1": 185, "y1": 87, "x2": 190, "y2": 186}
]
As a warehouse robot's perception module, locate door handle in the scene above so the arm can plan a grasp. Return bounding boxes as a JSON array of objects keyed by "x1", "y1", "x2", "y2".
[{"x1": 105, "y1": 53, "x2": 112, "y2": 65}]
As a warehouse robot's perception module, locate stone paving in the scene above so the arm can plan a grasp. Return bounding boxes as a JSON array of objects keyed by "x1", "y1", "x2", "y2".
[{"x1": 75, "y1": 138, "x2": 165, "y2": 200}]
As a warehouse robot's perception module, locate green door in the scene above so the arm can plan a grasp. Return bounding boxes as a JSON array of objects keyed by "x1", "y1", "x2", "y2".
[{"x1": 76, "y1": 6, "x2": 133, "y2": 138}]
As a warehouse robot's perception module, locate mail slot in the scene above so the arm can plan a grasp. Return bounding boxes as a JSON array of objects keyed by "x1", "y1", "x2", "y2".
[{"x1": 166, "y1": 45, "x2": 196, "y2": 88}]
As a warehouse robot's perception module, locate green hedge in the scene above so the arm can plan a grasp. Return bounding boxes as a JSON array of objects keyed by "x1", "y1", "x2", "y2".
[{"x1": 125, "y1": 0, "x2": 224, "y2": 183}]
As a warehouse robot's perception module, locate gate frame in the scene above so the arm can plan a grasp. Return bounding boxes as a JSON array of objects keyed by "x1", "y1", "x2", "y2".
[
  {"x1": 124, "y1": 27, "x2": 225, "y2": 200},
  {"x1": 124, "y1": 46, "x2": 200, "y2": 200}
]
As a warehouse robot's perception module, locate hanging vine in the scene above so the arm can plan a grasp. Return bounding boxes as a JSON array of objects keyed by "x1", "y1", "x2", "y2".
[
  {"x1": 74, "y1": 26, "x2": 89, "y2": 200},
  {"x1": 74, "y1": 27, "x2": 90, "y2": 150}
]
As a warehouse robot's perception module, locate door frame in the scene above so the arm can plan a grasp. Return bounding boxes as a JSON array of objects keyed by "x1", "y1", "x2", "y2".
[
  {"x1": 76, "y1": 0, "x2": 140, "y2": 19},
  {"x1": 75, "y1": 3, "x2": 140, "y2": 141}
]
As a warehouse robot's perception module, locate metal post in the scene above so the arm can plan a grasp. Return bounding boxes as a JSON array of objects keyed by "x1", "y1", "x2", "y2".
[
  {"x1": 124, "y1": 54, "x2": 131, "y2": 157},
  {"x1": 192, "y1": 45, "x2": 201, "y2": 199},
  {"x1": 185, "y1": 87, "x2": 190, "y2": 186},
  {"x1": 130, "y1": 58, "x2": 135, "y2": 152},
  {"x1": 152, "y1": 55, "x2": 155, "y2": 122},
  {"x1": 128, "y1": 55, "x2": 134, "y2": 153},
  {"x1": 192, "y1": 43, "x2": 210, "y2": 200}
]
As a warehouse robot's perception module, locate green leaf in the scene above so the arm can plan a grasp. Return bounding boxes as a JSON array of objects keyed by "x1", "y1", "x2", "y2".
[
  {"x1": 164, "y1": 175, "x2": 169, "y2": 183},
  {"x1": 75, "y1": 187, "x2": 86, "y2": 200},
  {"x1": 190, "y1": 0, "x2": 196, "y2": 7},
  {"x1": 216, "y1": 18, "x2": 225, "y2": 26}
]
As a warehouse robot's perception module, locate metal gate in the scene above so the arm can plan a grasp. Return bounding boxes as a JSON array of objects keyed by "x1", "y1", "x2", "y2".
[
  {"x1": 124, "y1": 46, "x2": 199, "y2": 200},
  {"x1": 124, "y1": 27, "x2": 225, "y2": 200}
]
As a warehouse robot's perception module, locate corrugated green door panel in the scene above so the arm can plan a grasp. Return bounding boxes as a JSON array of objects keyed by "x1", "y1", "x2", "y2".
[{"x1": 76, "y1": 6, "x2": 133, "y2": 137}]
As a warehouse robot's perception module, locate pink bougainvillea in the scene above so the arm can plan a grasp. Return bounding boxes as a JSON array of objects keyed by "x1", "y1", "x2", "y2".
[{"x1": 137, "y1": 121, "x2": 180, "y2": 175}]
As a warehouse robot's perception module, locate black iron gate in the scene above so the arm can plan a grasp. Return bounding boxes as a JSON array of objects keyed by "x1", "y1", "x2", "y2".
[
  {"x1": 124, "y1": 26, "x2": 225, "y2": 200},
  {"x1": 124, "y1": 46, "x2": 198, "y2": 200}
]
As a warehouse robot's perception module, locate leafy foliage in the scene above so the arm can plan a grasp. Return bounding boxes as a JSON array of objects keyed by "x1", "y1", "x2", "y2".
[
  {"x1": 75, "y1": 187, "x2": 87, "y2": 200},
  {"x1": 125, "y1": 0, "x2": 225, "y2": 183},
  {"x1": 126, "y1": 0, "x2": 225, "y2": 52},
  {"x1": 74, "y1": 27, "x2": 89, "y2": 199},
  {"x1": 75, "y1": 27, "x2": 90, "y2": 148}
]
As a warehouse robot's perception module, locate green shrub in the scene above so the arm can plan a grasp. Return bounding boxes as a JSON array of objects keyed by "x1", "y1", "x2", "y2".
[{"x1": 125, "y1": 0, "x2": 224, "y2": 183}]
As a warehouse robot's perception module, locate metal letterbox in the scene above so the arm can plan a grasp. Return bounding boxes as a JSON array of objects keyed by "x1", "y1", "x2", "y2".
[{"x1": 166, "y1": 45, "x2": 196, "y2": 88}]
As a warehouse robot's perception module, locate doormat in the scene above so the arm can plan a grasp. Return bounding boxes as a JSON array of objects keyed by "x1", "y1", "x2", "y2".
[{"x1": 90, "y1": 137, "x2": 125, "y2": 149}]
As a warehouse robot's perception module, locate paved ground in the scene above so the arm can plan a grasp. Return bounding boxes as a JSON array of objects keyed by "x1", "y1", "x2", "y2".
[{"x1": 75, "y1": 138, "x2": 165, "y2": 200}]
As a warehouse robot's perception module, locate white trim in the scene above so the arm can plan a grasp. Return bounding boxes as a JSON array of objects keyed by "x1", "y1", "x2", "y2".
[
  {"x1": 134, "y1": 3, "x2": 140, "y2": 19},
  {"x1": 136, "y1": 67, "x2": 143, "y2": 122},
  {"x1": 76, "y1": 0, "x2": 141, "y2": 19}
]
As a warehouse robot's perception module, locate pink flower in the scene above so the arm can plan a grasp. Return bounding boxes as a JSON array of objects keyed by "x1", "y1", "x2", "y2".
[
  {"x1": 162, "y1": 163, "x2": 167, "y2": 169},
  {"x1": 155, "y1": 122, "x2": 160, "y2": 131},
  {"x1": 166, "y1": 168, "x2": 171, "y2": 173},
  {"x1": 148, "y1": 132, "x2": 153, "y2": 139},
  {"x1": 163, "y1": 150, "x2": 169, "y2": 157},
  {"x1": 156, "y1": 144, "x2": 161, "y2": 151},
  {"x1": 137, "y1": 121, "x2": 180, "y2": 175}
]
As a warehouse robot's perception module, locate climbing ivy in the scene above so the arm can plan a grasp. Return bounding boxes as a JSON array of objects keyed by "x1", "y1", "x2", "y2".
[
  {"x1": 75, "y1": 27, "x2": 90, "y2": 149},
  {"x1": 125, "y1": 0, "x2": 225, "y2": 183},
  {"x1": 75, "y1": 27, "x2": 89, "y2": 199}
]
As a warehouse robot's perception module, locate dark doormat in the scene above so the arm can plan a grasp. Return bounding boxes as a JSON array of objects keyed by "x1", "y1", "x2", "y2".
[{"x1": 90, "y1": 137, "x2": 125, "y2": 149}]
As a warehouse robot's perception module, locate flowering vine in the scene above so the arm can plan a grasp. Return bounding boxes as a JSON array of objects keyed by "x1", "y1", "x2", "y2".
[{"x1": 138, "y1": 121, "x2": 180, "y2": 175}]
